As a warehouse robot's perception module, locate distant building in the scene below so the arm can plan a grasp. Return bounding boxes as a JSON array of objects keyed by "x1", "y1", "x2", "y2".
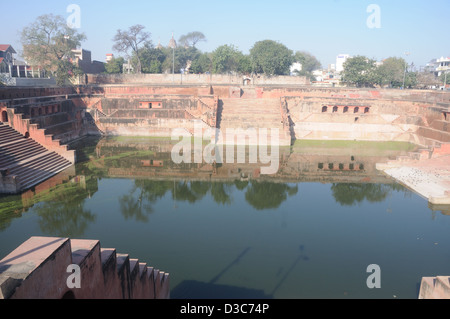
[
  {"x1": 106, "y1": 54, "x2": 114, "y2": 63},
  {"x1": 71, "y1": 49, "x2": 105, "y2": 74},
  {"x1": 290, "y1": 62, "x2": 302, "y2": 75},
  {"x1": 336, "y1": 54, "x2": 351, "y2": 73},
  {"x1": 0, "y1": 44, "x2": 47, "y2": 80},
  {"x1": 436, "y1": 56, "x2": 450, "y2": 76},
  {"x1": 168, "y1": 33, "x2": 177, "y2": 49}
]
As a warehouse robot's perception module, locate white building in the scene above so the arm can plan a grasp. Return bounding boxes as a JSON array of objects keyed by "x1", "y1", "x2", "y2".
[
  {"x1": 336, "y1": 54, "x2": 351, "y2": 73},
  {"x1": 436, "y1": 56, "x2": 450, "y2": 76},
  {"x1": 290, "y1": 62, "x2": 302, "y2": 75}
]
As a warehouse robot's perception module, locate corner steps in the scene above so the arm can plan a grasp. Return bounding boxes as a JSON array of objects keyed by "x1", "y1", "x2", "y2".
[
  {"x1": 419, "y1": 276, "x2": 450, "y2": 299},
  {"x1": 0, "y1": 236, "x2": 170, "y2": 299},
  {"x1": 0, "y1": 122, "x2": 73, "y2": 194}
]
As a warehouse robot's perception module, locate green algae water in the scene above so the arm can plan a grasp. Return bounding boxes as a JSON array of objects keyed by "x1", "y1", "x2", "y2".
[{"x1": 1, "y1": 137, "x2": 450, "y2": 299}]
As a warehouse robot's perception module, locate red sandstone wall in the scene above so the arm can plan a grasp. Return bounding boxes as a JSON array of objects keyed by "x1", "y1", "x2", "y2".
[{"x1": 6, "y1": 109, "x2": 76, "y2": 163}]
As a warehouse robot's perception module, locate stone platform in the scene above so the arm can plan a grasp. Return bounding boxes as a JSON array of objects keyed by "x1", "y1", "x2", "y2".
[
  {"x1": 0, "y1": 236, "x2": 169, "y2": 299},
  {"x1": 376, "y1": 152, "x2": 450, "y2": 205}
]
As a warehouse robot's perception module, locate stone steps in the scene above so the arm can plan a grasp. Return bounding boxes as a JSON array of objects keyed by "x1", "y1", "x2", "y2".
[
  {"x1": 0, "y1": 236, "x2": 170, "y2": 299},
  {"x1": 0, "y1": 123, "x2": 73, "y2": 193},
  {"x1": 217, "y1": 98, "x2": 290, "y2": 146},
  {"x1": 430, "y1": 119, "x2": 450, "y2": 133},
  {"x1": 419, "y1": 276, "x2": 450, "y2": 299},
  {"x1": 417, "y1": 126, "x2": 450, "y2": 143}
]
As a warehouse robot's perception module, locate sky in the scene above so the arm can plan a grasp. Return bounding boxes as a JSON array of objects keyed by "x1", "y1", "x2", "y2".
[{"x1": 2, "y1": 0, "x2": 449, "y2": 69}]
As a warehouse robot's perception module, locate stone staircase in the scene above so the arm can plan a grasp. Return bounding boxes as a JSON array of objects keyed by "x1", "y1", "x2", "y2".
[
  {"x1": 419, "y1": 276, "x2": 450, "y2": 299},
  {"x1": 217, "y1": 98, "x2": 291, "y2": 146},
  {"x1": 0, "y1": 236, "x2": 170, "y2": 299},
  {"x1": 0, "y1": 122, "x2": 73, "y2": 194}
]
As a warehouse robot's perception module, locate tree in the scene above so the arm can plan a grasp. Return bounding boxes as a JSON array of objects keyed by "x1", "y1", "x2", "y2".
[
  {"x1": 211, "y1": 44, "x2": 242, "y2": 74},
  {"x1": 160, "y1": 46, "x2": 200, "y2": 74},
  {"x1": 374, "y1": 57, "x2": 406, "y2": 87},
  {"x1": 416, "y1": 71, "x2": 440, "y2": 89},
  {"x1": 190, "y1": 52, "x2": 212, "y2": 74},
  {"x1": 249, "y1": 40, "x2": 294, "y2": 75},
  {"x1": 112, "y1": 24, "x2": 151, "y2": 74},
  {"x1": 341, "y1": 55, "x2": 377, "y2": 87},
  {"x1": 21, "y1": 14, "x2": 87, "y2": 85},
  {"x1": 55, "y1": 60, "x2": 84, "y2": 86},
  {"x1": 293, "y1": 51, "x2": 321, "y2": 73},
  {"x1": 132, "y1": 44, "x2": 166, "y2": 74},
  {"x1": 178, "y1": 31, "x2": 207, "y2": 48},
  {"x1": 439, "y1": 71, "x2": 450, "y2": 85},
  {"x1": 105, "y1": 57, "x2": 125, "y2": 74},
  {"x1": 293, "y1": 51, "x2": 321, "y2": 81}
]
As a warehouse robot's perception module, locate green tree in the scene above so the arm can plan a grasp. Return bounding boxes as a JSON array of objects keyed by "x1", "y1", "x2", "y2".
[
  {"x1": 105, "y1": 57, "x2": 125, "y2": 74},
  {"x1": 374, "y1": 57, "x2": 406, "y2": 87},
  {"x1": 55, "y1": 60, "x2": 84, "y2": 86},
  {"x1": 21, "y1": 14, "x2": 87, "y2": 85},
  {"x1": 211, "y1": 44, "x2": 242, "y2": 74},
  {"x1": 249, "y1": 40, "x2": 294, "y2": 75},
  {"x1": 133, "y1": 44, "x2": 166, "y2": 74},
  {"x1": 341, "y1": 55, "x2": 377, "y2": 87},
  {"x1": 439, "y1": 71, "x2": 450, "y2": 85},
  {"x1": 190, "y1": 52, "x2": 212, "y2": 74},
  {"x1": 160, "y1": 46, "x2": 200, "y2": 74}
]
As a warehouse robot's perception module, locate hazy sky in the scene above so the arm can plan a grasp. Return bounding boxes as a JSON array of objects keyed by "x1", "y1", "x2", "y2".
[{"x1": 2, "y1": 0, "x2": 449, "y2": 68}]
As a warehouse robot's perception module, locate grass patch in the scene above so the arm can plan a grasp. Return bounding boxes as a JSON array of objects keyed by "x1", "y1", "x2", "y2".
[{"x1": 292, "y1": 139, "x2": 417, "y2": 152}]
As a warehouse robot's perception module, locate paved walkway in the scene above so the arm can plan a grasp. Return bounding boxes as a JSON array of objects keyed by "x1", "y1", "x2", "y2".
[{"x1": 377, "y1": 155, "x2": 450, "y2": 204}]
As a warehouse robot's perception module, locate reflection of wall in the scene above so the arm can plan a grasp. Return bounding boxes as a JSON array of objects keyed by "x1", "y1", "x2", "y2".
[{"x1": 83, "y1": 138, "x2": 408, "y2": 185}]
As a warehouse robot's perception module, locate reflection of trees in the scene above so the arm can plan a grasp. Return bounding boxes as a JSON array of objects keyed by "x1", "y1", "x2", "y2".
[
  {"x1": 210, "y1": 182, "x2": 233, "y2": 205},
  {"x1": 331, "y1": 183, "x2": 405, "y2": 206},
  {"x1": 0, "y1": 194, "x2": 25, "y2": 231},
  {"x1": 245, "y1": 181, "x2": 298, "y2": 210},
  {"x1": 35, "y1": 184, "x2": 96, "y2": 238},
  {"x1": 119, "y1": 179, "x2": 301, "y2": 216},
  {"x1": 119, "y1": 180, "x2": 172, "y2": 222},
  {"x1": 36, "y1": 201, "x2": 95, "y2": 238}
]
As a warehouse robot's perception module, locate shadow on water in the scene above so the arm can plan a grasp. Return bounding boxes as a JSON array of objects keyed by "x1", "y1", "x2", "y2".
[
  {"x1": 172, "y1": 245, "x2": 310, "y2": 299},
  {"x1": 172, "y1": 247, "x2": 274, "y2": 299}
]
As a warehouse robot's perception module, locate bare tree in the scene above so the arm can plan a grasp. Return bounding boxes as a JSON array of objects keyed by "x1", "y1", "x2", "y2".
[
  {"x1": 178, "y1": 31, "x2": 206, "y2": 48},
  {"x1": 112, "y1": 24, "x2": 151, "y2": 74}
]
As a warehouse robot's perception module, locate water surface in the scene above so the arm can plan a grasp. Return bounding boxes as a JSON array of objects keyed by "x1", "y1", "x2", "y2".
[{"x1": 1, "y1": 137, "x2": 449, "y2": 299}]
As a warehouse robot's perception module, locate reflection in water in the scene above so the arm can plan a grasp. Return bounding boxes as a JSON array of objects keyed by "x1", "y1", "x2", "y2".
[
  {"x1": 331, "y1": 183, "x2": 410, "y2": 206},
  {"x1": 0, "y1": 137, "x2": 421, "y2": 232},
  {"x1": 2, "y1": 137, "x2": 450, "y2": 299},
  {"x1": 245, "y1": 182, "x2": 298, "y2": 210}
]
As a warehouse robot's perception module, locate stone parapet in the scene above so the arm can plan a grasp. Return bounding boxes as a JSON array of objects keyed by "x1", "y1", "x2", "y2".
[{"x1": 0, "y1": 236, "x2": 169, "y2": 299}]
